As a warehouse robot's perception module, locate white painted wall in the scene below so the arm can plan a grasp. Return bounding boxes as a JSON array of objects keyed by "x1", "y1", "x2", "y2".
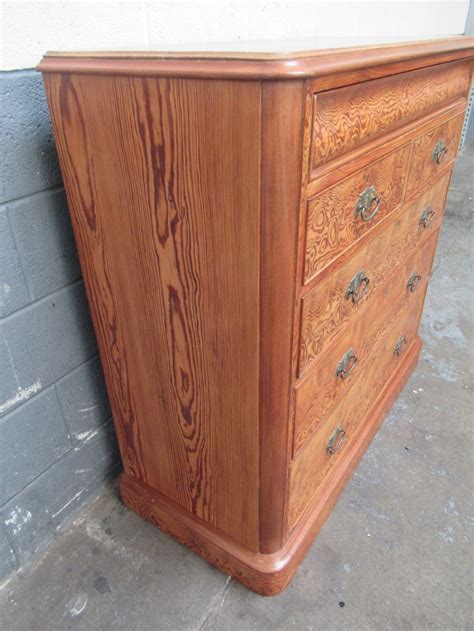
[{"x1": 0, "y1": 0, "x2": 470, "y2": 71}]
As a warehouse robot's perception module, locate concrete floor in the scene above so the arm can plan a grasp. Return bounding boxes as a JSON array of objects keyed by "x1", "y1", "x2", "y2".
[{"x1": 1, "y1": 144, "x2": 473, "y2": 631}]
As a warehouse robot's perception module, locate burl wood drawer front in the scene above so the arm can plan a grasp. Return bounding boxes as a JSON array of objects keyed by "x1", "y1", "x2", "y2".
[
  {"x1": 294, "y1": 230, "x2": 438, "y2": 455},
  {"x1": 406, "y1": 113, "x2": 465, "y2": 199},
  {"x1": 310, "y1": 60, "x2": 470, "y2": 174},
  {"x1": 289, "y1": 267, "x2": 432, "y2": 529},
  {"x1": 298, "y1": 171, "x2": 451, "y2": 375},
  {"x1": 304, "y1": 144, "x2": 410, "y2": 283}
]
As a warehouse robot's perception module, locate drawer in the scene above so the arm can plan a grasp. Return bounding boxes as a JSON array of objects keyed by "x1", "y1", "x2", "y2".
[
  {"x1": 406, "y1": 113, "x2": 464, "y2": 199},
  {"x1": 289, "y1": 287, "x2": 426, "y2": 530},
  {"x1": 304, "y1": 144, "x2": 410, "y2": 283},
  {"x1": 294, "y1": 230, "x2": 438, "y2": 455},
  {"x1": 298, "y1": 172, "x2": 451, "y2": 374},
  {"x1": 310, "y1": 60, "x2": 470, "y2": 174}
]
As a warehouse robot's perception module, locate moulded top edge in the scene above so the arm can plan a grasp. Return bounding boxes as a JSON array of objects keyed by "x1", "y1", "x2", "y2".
[{"x1": 37, "y1": 36, "x2": 474, "y2": 79}]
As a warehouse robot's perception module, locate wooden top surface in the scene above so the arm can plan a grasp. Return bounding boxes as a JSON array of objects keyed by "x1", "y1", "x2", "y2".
[{"x1": 38, "y1": 35, "x2": 474, "y2": 79}]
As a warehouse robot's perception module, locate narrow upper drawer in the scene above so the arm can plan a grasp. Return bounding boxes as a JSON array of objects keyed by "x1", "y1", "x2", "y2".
[
  {"x1": 406, "y1": 113, "x2": 464, "y2": 199},
  {"x1": 310, "y1": 60, "x2": 470, "y2": 175},
  {"x1": 304, "y1": 144, "x2": 410, "y2": 283}
]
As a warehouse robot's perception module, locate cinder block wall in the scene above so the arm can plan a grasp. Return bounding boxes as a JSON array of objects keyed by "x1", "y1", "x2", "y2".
[{"x1": 0, "y1": 70, "x2": 120, "y2": 584}]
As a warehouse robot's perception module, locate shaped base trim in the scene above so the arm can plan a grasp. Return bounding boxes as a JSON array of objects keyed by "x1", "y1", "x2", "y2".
[{"x1": 119, "y1": 337, "x2": 422, "y2": 596}]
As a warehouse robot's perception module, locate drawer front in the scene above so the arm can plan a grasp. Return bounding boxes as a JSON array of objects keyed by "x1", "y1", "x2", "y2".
[
  {"x1": 299, "y1": 172, "x2": 451, "y2": 375},
  {"x1": 289, "y1": 287, "x2": 427, "y2": 529},
  {"x1": 310, "y1": 60, "x2": 470, "y2": 173},
  {"x1": 406, "y1": 113, "x2": 464, "y2": 199},
  {"x1": 304, "y1": 144, "x2": 410, "y2": 283},
  {"x1": 295, "y1": 230, "x2": 438, "y2": 455}
]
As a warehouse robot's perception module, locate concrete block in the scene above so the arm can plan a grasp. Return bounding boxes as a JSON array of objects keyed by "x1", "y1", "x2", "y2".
[
  {"x1": 0, "y1": 526, "x2": 16, "y2": 584},
  {"x1": 56, "y1": 356, "x2": 111, "y2": 442},
  {"x1": 0, "y1": 387, "x2": 71, "y2": 504},
  {"x1": 0, "y1": 423, "x2": 120, "y2": 566},
  {"x1": 0, "y1": 282, "x2": 97, "y2": 417},
  {"x1": 0, "y1": 71, "x2": 62, "y2": 203},
  {"x1": 0, "y1": 206, "x2": 30, "y2": 317},
  {"x1": 8, "y1": 188, "x2": 81, "y2": 299}
]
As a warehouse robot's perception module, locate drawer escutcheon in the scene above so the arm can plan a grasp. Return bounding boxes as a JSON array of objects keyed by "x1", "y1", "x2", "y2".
[
  {"x1": 345, "y1": 270, "x2": 370, "y2": 304},
  {"x1": 432, "y1": 139, "x2": 448, "y2": 165},
  {"x1": 327, "y1": 426, "x2": 347, "y2": 455},
  {"x1": 407, "y1": 272, "x2": 422, "y2": 293},
  {"x1": 394, "y1": 335, "x2": 408, "y2": 356},
  {"x1": 419, "y1": 205, "x2": 436, "y2": 229},
  {"x1": 354, "y1": 185, "x2": 381, "y2": 222},
  {"x1": 336, "y1": 348, "x2": 358, "y2": 379}
]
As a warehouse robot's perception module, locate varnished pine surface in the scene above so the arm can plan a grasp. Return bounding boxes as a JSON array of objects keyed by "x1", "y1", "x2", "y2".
[
  {"x1": 120, "y1": 336, "x2": 423, "y2": 595},
  {"x1": 44, "y1": 74, "x2": 262, "y2": 550},
  {"x1": 299, "y1": 172, "x2": 451, "y2": 373},
  {"x1": 304, "y1": 144, "x2": 410, "y2": 284},
  {"x1": 295, "y1": 231, "x2": 438, "y2": 456},
  {"x1": 37, "y1": 37, "x2": 474, "y2": 80},
  {"x1": 289, "y1": 284, "x2": 430, "y2": 528},
  {"x1": 406, "y1": 113, "x2": 465, "y2": 198},
  {"x1": 40, "y1": 38, "x2": 474, "y2": 595}
]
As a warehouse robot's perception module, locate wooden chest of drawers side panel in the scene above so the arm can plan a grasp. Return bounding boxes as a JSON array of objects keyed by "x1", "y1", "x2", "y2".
[
  {"x1": 43, "y1": 73, "x2": 262, "y2": 550},
  {"x1": 310, "y1": 59, "x2": 471, "y2": 173}
]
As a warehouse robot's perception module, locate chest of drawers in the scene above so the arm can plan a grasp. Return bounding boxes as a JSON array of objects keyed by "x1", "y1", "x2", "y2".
[{"x1": 39, "y1": 36, "x2": 474, "y2": 595}]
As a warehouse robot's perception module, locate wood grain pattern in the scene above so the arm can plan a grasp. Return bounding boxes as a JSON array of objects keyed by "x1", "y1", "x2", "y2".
[
  {"x1": 44, "y1": 73, "x2": 261, "y2": 550},
  {"x1": 40, "y1": 38, "x2": 474, "y2": 596},
  {"x1": 299, "y1": 172, "x2": 451, "y2": 373},
  {"x1": 304, "y1": 144, "x2": 410, "y2": 282},
  {"x1": 406, "y1": 113, "x2": 465, "y2": 199},
  {"x1": 289, "y1": 286, "x2": 429, "y2": 529},
  {"x1": 310, "y1": 60, "x2": 470, "y2": 171},
  {"x1": 295, "y1": 231, "x2": 438, "y2": 455},
  {"x1": 120, "y1": 333, "x2": 423, "y2": 595},
  {"x1": 37, "y1": 36, "x2": 474, "y2": 82},
  {"x1": 308, "y1": 99, "x2": 466, "y2": 195},
  {"x1": 259, "y1": 81, "x2": 305, "y2": 553}
]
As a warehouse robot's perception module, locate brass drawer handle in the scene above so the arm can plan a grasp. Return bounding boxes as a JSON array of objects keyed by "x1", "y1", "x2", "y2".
[
  {"x1": 432, "y1": 139, "x2": 448, "y2": 165},
  {"x1": 355, "y1": 185, "x2": 381, "y2": 222},
  {"x1": 336, "y1": 348, "x2": 358, "y2": 379},
  {"x1": 394, "y1": 335, "x2": 407, "y2": 356},
  {"x1": 327, "y1": 426, "x2": 347, "y2": 455},
  {"x1": 345, "y1": 270, "x2": 370, "y2": 304},
  {"x1": 407, "y1": 272, "x2": 422, "y2": 293},
  {"x1": 419, "y1": 205, "x2": 435, "y2": 229}
]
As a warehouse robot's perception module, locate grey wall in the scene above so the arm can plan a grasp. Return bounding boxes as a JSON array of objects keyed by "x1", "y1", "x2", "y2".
[{"x1": 0, "y1": 70, "x2": 120, "y2": 585}]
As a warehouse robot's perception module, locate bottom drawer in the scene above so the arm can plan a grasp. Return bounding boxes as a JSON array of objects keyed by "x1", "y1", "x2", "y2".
[{"x1": 288, "y1": 281, "x2": 428, "y2": 530}]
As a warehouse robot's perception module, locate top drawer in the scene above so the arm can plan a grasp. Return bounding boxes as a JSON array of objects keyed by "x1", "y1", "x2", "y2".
[{"x1": 310, "y1": 60, "x2": 470, "y2": 175}]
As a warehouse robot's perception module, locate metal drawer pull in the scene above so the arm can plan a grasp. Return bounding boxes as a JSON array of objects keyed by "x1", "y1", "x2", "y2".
[
  {"x1": 432, "y1": 139, "x2": 448, "y2": 165},
  {"x1": 354, "y1": 185, "x2": 381, "y2": 222},
  {"x1": 327, "y1": 426, "x2": 347, "y2": 455},
  {"x1": 336, "y1": 348, "x2": 358, "y2": 379},
  {"x1": 407, "y1": 272, "x2": 422, "y2": 293},
  {"x1": 394, "y1": 335, "x2": 407, "y2": 356},
  {"x1": 419, "y1": 205, "x2": 435, "y2": 229},
  {"x1": 345, "y1": 270, "x2": 370, "y2": 304}
]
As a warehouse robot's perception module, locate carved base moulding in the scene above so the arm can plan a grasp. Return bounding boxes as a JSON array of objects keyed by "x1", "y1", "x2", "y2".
[
  {"x1": 120, "y1": 338, "x2": 422, "y2": 595},
  {"x1": 39, "y1": 36, "x2": 474, "y2": 596}
]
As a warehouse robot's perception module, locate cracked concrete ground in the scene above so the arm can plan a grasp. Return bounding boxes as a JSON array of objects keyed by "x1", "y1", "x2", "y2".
[{"x1": 0, "y1": 144, "x2": 473, "y2": 630}]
